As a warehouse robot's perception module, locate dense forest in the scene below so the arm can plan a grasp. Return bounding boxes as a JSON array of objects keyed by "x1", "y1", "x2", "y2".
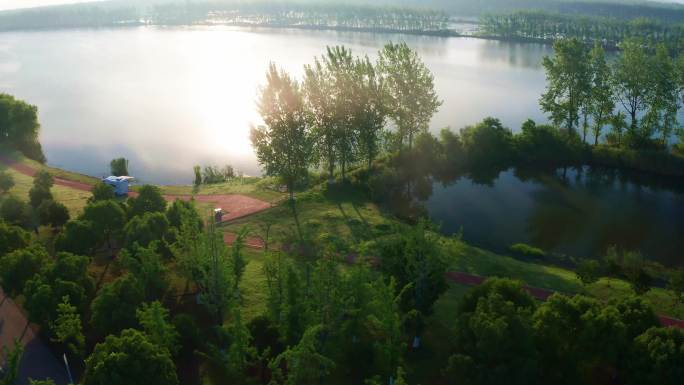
[{"x1": 481, "y1": 10, "x2": 684, "y2": 51}]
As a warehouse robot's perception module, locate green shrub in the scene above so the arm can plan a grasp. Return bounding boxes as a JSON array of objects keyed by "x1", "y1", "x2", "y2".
[
  {"x1": 509, "y1": 243, "x2": 546, "y2": 259},
  {"x1": 0, "y1": 171, "x2": 14, "y2": 194},
  {"x1": 0, "y1": 195, "x2": 31, "y2": 227}
]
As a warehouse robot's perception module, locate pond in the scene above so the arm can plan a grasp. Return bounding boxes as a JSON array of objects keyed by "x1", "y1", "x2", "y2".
[
  {"x1": 425, "y1": 167, "x2": 684, "y2": 267},
  {"x1": 0, "y1": 25, "x2": 551, "y2": 184}
]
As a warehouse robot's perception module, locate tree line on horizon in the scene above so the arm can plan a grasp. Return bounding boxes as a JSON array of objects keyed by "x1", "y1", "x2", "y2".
[{"x1": 481, "y1": 10, "x2": 684, "y2": 52}]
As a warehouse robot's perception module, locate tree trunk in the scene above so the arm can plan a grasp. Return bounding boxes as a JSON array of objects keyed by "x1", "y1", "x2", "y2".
[{"x1": 630, "y1": 110, "x2": 638, "y2": 133}]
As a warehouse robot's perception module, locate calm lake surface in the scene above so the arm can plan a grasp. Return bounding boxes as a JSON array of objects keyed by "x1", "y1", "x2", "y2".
[
  {"x1": 1, "y1": 26, "x2": 682, "y2": 264},
  {"x1": 425, "y1": 168, "x2": 684, "y2": 266},
  {"x1": 0, "y1": 25, "x2": 550, "y2": 183}
]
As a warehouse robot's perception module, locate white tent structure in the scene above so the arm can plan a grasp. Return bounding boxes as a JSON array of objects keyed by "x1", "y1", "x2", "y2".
[{"x1": 102, "y1": 176, "x2": 134, "y2": 196}]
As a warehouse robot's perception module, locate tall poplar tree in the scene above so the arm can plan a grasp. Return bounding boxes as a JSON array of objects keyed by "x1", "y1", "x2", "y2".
[
  {"x1": 540, "y1": 38, "x2": 590, "y2": 134},
  {"x1": 644, "y1": 44, "x2": 679, "y2": 144},
  {"x1": 252, "y1": 64, "x2": 313, "y2": 200},
  {"x1": 588, "y1": 42, "x2": 615, "y2": 146},
  {"x1": 612, "y1": 39, "x2": 651, "y2": 137},
  {"x1": 378, "y1": 42, "x2": 441, "y2": 150}
]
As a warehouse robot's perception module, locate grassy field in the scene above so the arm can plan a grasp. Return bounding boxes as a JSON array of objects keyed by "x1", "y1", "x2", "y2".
[
  {"x1": 0, "y1": 160, "x2": 93, "y2": 216},
  {"x1": 142, "y1": 178, "x2": 284, "y2": 203},
  {"x1": 220, "y1": 182, "x2": 684, "y2": 321},
  {"x1": 220, "y1": 184, "x2": 395, "y2": 249}
]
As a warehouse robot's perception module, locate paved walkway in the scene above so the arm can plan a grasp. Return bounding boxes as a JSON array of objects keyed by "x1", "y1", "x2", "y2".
[{"x1": 0, "y1": 289, "x2": 69, "y2": 385}]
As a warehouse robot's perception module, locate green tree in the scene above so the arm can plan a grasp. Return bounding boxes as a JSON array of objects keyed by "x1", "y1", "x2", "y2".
[
  {"x1": 609, "y1": 111, "x2": 628, "y2": 146},
  {"x1": 263, "y1": 252, "x2": 306, "y2": 345},
  {"x1": 576, "y1": 259, "x2": 601, "y2": 286},
  {"x1": 269, "y1": 325, "x2": 335, "y2": 385},
  {"x1": 199, "y1": 308, "x2": 254, "y2": 381},
  {"x1": 127, "y1": 184, "x2": 166, "y2": 218},
  {"x1": 52, "y1": 296, "x2": 85, "y2": 357},
  {"x1": 629, "y1": 327, "x2": 684, "y2": 385},
  {"x1": 446, "y1": 278, "x2": 538, "y2": 385},
  {"x1": 136, "y1": 301, "x2": 180, "y2": 355},
  {"x1": 23, "y1": 252, "x2": 94, "y2": 326},
  {"x1": 0, "y1": 195, "x2": 31, "y2": 227},
  {"x1": 193, "y1": 165, "x2": 202, "y2": 187},
  {"x1": 323, "y1": 46, "x2": 358, "y2": 180},
  {"x1": 354, "y1": 56, "x2": 386, "y2": 171},
  {"x1": 622, "y1": 251, "x2": 653, "y2": 295},
  {"x1": 360, "y1": 275, "x2": 405, "y2": 384},
  {"x1": 540, "y1": 38, "x2": 590, "y2": 134},
  {"x1": 123, "y1": 211, "x2": 170, "y2": 249},
  {"x1": 378, "y1": 42, "x2": 441, "y2": 150},
  {"x1": 0, "y1": 340, "x2": 23, "y2": 385},
  {"x1": 461, "y1": 117, "x2": 515, "y2": 170},
  {"x1": 90, "y1": 274, "x2": 145, "y2": 336},
  {"x1": 28, "y1": 170, "x2": 54, "y2": 209},
  {"x1": 612, "y1": 39, "x2": 651, "y2": 137},
  {"x1": 0, "y1": 220, "x2": 30, "y2": 255},
  {"x1": 669, "y1": 268, "x2": 684, "y2": 303},
  {"x1": 0, "y1": 94, "x2": 45, "y2": 162},
  {"x1": 37, "y1": 199, "x2": 70, "y2": 228},
  {"x1": 110, "y1": 157, "x2": 129, "y2": 176},
  {"x1": 54, "y1": 219, "x2": 98, "y2": 256},
  {"x1": 89, "y1": 181, "x2": 115, "y2": 202},
  {"x1": 199, "y1": 220, "x2": 234, "y2": 324},
  {"x1": 373, "y1": 221, "x2": 447, "y2": 345},
  {"x1": 0, "y1": 243, "x2": 48, "y2": 295},
  {"x1": 32, "y1": 169, "x2": 54, "y2": 189},
  {"x1": 588, "y1": 42, "x2": 615, "y2": 145},
  {"x1": 81, "y1": 200, "x2": 126, "y2": 252},
  {"x1": 0, "y1": 170, "x2": 14, "y2": 194},
  {"x1": 304, "y1": 53, "x2": 339, "y2": 181},
  {"x1": 644, "y1": 44, "x2": 679, "y2": 145},
  {"x1": 166, "y1": 198, "x2": 202, "y2": 230},
  {"x1": 120, "y1": 245, "x2": 169, "y2": 300},
  {"x1": 252, "y1": 64, "x2": 314, "y2": 200},
  {"x1": 231, "y1": 227, "x2": 248, "y2": 292},
  {"x1": 29, "y1": 185, "x2": 52, "y2": 209},
  {"x1": 83, "y1": 329, "x2": 178, "y2": 385}
]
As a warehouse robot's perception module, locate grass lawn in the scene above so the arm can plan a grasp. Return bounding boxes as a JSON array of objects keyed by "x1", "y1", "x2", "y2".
[
  {"x1": 149, "y1": 178, "x2": 284, "y2": 203},
  {"x1": 238, "y1": 249, "x2": 269, "y2": 323},
  {"x1": 220, "y1": 182, "x2": 684, "y2": 320},
  {"x1": 0, "y1": 161, "x2": 92, "y2": 216},
  {"x1": 220, "y1": 185, "x2": 395, "y2": 249}
]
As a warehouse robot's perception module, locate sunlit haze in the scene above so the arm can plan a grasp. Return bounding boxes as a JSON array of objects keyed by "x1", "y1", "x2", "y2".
[{"x1": 0, "y1": 0, "x2": 106, "y2": 11}]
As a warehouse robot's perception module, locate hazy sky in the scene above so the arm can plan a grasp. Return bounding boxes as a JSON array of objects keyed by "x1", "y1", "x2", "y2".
[{"x1": 0, "y1": 0, "x2": 106, "y2": 11}]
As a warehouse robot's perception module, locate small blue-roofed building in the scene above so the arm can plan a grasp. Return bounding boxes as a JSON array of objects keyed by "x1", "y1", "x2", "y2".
[{"x1": 102, "y1": 176, "x2": 134, "y2": 196}]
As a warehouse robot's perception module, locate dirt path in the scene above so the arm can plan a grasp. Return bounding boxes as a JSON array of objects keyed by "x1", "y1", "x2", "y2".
[
  {"x1": 0, "y1": 289, "x2": 70, "y2": 385},
  {"x1": 0, "y1": 156, "x2": 271, "y2": 223}
]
